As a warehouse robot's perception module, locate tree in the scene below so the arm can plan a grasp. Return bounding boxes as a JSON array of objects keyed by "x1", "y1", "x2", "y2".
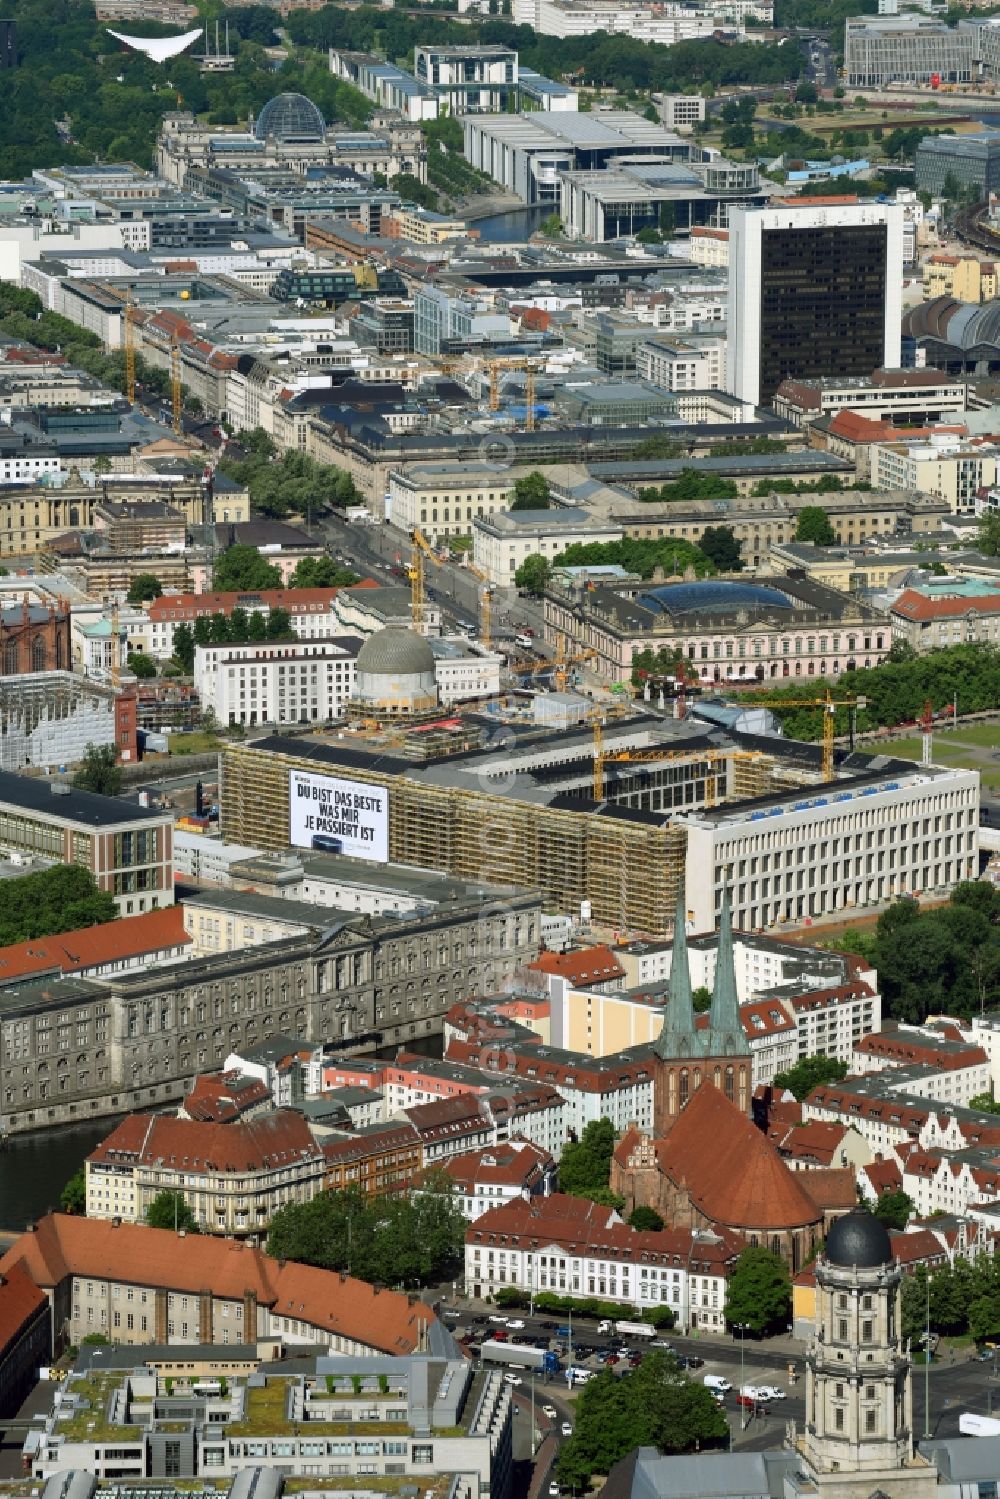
[
  {"x1": 969, "y1": 1092, "x2": 1000, "y2": 1115},
  {"x1": 556, "y1": 1353, "x2": 725, "y2": 1487},
  {"x1": 873, "y1": 1188, "x2": 913, "y2": 1231},
  {"x1": 969, "y1": 1292, "x2": 1000, "y2": 1346},
  {"x1": 266, "y1": 1178, "x2": 466, "y2": 1285},
  {"x1": 173, "y1": 622, "x2": 195, "y2": 673},
  {"x1": 146, "y1": 1190, "x2": 199, "y2": 1233},
  {"x1": 629, "y1": 1205, "x2": 664, "y2": 1231},
  {"x1": 772, "y1": 1055, "x2": 848, "y2": 1101},
  {"x1": 267, "y1": 607, "x2": 292, "y2": 639},
  {"x1": 128, "y1": 652, "x2": 157, "y2": 680},
  {"x1": 290, "y1": 555, "x2": 360, "y2": 588},
  {"x1": 795, "y1": 80, "x2": 818, "y2": 102},
  {"x1": 60, "y1": 1167, "x2": 86, "y2": 1215},
  {"x1": 510, "y1": 472, "x2": 551, "y2": 510},
  {"x1": 539, "y1": 213, "x2": 563, "y2": 239},
  {"x1": 514, "y1": 554, "x2": 551, "y2": 595},
  {"x1": 724, "y1": 1246, "x2": 791, "y2": 1336},
  {"x1": 73, "y1": 742, "x2": 122, "y2": 797},
  {"x1": 559, "y1": 1118, "x2": 617, "y2": 1200},
  {"x1": 699, "y1": 525, "x2": 743, "y2": 572},
  {"x1": 213, "y1": 544, "x2": 282, "y2": 592},
  {"x1": 0, "y1": 865, "x2": 116, "y2": 945},
  {"x1": 127, "y1": 573, "x2": 163, "y2": 605},
  {"x1": 795, "y1": 506, "x2": 837, "y2": 546},
  {"x1": 978, "y1": 512, "x2": 1000, "y2": 558},
  {"x1": 692, "y1": 985, "x2": 712, "y2": 1013}
]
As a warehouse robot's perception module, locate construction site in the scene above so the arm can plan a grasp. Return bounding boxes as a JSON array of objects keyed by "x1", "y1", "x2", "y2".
[{"x1": 219, "y1": 691, "x2": 977, "y2": 936}]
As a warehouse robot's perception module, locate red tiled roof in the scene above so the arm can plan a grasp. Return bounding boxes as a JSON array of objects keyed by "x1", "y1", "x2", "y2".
[
  {"x1": 889, "y1": 1228, "x2": 948, "y2": 1267},
  {"x1": 148, "y1": 585, "x2": 377, "y2": 621},
  {"x1": 796, "y1": 1167, "x2": 858, "y2": 1211},
  {"x1": 653, "y1": 1086, "x2": 822, "y2": 1231},
  {"x1": 466, "y1": 1194, "x2": 743, "y2": 1271},
  {"x1": 441, "y1": 1140, "x2": 551, "y2": 1191},
  {"x1": 855, "y1": 1031, "x2": 988, "y2": 1070},
  {"x1": 777, "y1": 1120, "x2": 854, "y2": 1167},
  {"x1": 0, "y1": 1261, "x2": 47, "y2": 1355},
  {"x1": 182, "y1": 1071, "x2": 272, "y2": 1123},
  {"x1": 0, "y1": 905, "x2": 189, "y2": 983},
  {"x1": 860, "y1": 1157, "x2": 903, "y2": 1196},
  {"x1": 0, "y1": 1215, "x2": 430, "y2": 1354},
  {"x1": 88, "y1": 1109, "x2": 324, "y2": 1175},
  {"x1": 891, "y1": 587, "x2": 1000, "y2": 623},
  {"x1": 530, "y1": 945, "x2": 625, "y2": 986}
]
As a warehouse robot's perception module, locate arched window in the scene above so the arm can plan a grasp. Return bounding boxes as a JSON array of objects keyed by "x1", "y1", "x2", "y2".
[
  {"x1": 55, "y1": 631, "x2": 64, "y2": 670},
  {"x1": 31, "y1": 636, "x2": 45, "y2": 672},
  {"x1": 3, "y1": 640, "x2": 16, "y2": 676},
  {"x1": 725, "y1": 1066, "x2": 735, "y2": 1103},
  {"x1": 679, "y1": 1069, "x2": 689, "y2": 1109}
]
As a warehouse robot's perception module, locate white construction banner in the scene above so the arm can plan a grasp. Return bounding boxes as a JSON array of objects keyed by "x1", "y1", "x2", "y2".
[{"x1": 289, "y1": 769, "x2": 389, "y2": 863}]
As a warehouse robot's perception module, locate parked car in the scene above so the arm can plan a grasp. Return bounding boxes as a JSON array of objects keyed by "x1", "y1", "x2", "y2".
[
  {"x1": 488, "y1": 1315, "x2": 508, "y2": 1324},
  {"x1": 736, "y1": 1394, "x2": 756, "y2": 1410},
  {"x1": 507, "y1": 1319, "x2": 526, "y2": 1330},
  {"x1": 680, "y1": 1355, "x2": 704, "y2": 1370},
  {"x1": 492, "y1": 1330, "x2": 509, "y2": 1342},
  {"x1": 758, "y1": 1386, "x2": 786, "y2": 1401},
  {"x1": 651, "y1": 1339, "x2": 673, "y2": 1349},
  {"x1": 442, "y1": 1308, "x2": 462, "y2": 1319}
]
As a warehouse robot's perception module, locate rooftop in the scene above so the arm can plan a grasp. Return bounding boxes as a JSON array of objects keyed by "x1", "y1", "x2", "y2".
[{"x1": 0, "y1": 772, "x2": 173, "y2": 829}]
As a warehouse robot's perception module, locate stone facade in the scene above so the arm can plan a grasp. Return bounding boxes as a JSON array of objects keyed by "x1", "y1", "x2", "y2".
[{"x1": 0, "y1": 891, "x2": 541, "y2": 1135}]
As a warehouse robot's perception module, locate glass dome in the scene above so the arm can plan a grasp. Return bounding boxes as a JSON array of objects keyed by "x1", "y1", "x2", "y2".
[
  {"x1": 254, "y1": 93, "x2": 326, "y2": 143},
  {"x1": 638, "y1": 581, "x2": 795, "y2": 617}
]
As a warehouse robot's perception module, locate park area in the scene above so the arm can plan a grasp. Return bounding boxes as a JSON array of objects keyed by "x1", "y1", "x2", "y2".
[{"x1": 885, "y1": 722, "x2": 1000, "y2": 789}]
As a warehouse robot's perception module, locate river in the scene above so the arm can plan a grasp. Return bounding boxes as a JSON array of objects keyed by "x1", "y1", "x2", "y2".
[
  {"x1": 0, "y1": 1116, "x2": 122, "y2": 1232},
  {"x1": 471, "y1": 205, "x2": 549, "y2": 242}
]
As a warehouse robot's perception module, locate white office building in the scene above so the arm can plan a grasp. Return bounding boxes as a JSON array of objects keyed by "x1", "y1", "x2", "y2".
[
  {"x1": 194, "y1": 638, "x2": 359, "y2": 728},
  {"x1": 727, "y1": 202, "x2": 904, "y2": 409}
]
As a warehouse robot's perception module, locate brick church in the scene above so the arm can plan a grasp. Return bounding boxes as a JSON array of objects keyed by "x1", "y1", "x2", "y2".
[
  {"x1": 610, "y1": 890, "x2": 853, "y2": 1273},
  {"x1": 0, "y1": 597, "x2": 71, "y2": 676}
]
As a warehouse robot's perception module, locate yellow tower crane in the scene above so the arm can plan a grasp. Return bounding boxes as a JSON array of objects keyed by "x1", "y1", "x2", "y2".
[
  {"x1": 459, "y1": 559, "x2": 496, "y2": 650},
  {"x1": 488, "y1": 358, "x2": 541, "y2": 432},
  {"x1": 110, "y1": 603, "x2": 121, "y2": 690},
  {"x1": 408, "y1": 527, "x2": 441, "y2": 637},
  {"x1": 124, "y1": 292, "x2": 137, "y2": 405},
  {"x1": 749, "y1": 689, "x2": 866, "y2": 782},
  {"x1": 170, "y1": 339, "x2": 183, "y2": 436}
]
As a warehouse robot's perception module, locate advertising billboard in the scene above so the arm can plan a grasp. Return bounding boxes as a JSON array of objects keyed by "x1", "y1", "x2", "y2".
[{"x1": 289, "y1": 769, "x2": 389, "y2": 863}]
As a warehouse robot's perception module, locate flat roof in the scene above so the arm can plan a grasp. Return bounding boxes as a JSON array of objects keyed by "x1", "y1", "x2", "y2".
[{"x1": 0, "y1": 772, "x2": 172, "y2": 830}]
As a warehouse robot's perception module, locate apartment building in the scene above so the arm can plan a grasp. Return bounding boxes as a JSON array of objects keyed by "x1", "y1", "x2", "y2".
[
  {"x1": 85, "y1": 1110, "x2": 327, "y2": 1237},
  {"x1": 146, "y1": 587, "x2": 369, "y2": 661},
  {"x1": 923, "y1": 253, "x2": 999, "y2": 304},
  {"x1": 441, "y1": 1140, "x2": 555, "y2": 1220},
  {"x1": 323, "y1": 1121, "x2": 424, "y2": 1196},
  {"x1": 635, "y1": 335, "x2": 721, "y2": 393},
  {"x1": 465, "y1": 1194, "x2": 741, "y2": 1332},
  {"x1": 194, "y1": 638, "x2": 360, "y2": 730},
  {"x1": 869, "y1": 436, "x2": 998, "y2": 517}
]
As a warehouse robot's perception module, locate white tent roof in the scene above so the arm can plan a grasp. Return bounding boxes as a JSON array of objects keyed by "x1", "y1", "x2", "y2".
[{"x1": 106, "y1": 26, "x2": 203, "y2": 61}]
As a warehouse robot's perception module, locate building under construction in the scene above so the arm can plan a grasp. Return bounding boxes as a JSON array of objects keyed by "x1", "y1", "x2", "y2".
[
  {"x1": 0, "y1": 672, "x2": 137, "y2": 770},
  {"x1": 220, "y1": 712, "x2": 978, "y2": 937}
]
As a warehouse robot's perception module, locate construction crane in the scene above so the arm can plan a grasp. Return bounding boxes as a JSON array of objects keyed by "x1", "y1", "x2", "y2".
[
  {"x1": 408, "y1": 527, "x2": 441, "y2": 637},
  {"x1": 488, "y1": 358, "x2": 541, "y2": 432},
  {"x1": 170, "y1": 339, "x2": 183, "y2": 436},
  {"x1": 514, "y1": 642, "x2": 596, "y2": 692},
  {"x1": 750, "y1": 689, "x2": 867, "y2": 782},
  {"x1": 124, "y1": 292, "x2": 136, "y2": 405},
  {"x1": 593, "y1": 726, "x2": 763, "y2": 804}
]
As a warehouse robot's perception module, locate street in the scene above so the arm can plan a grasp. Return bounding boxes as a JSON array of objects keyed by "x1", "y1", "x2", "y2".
[{"x1": 442, "y1": 1305, "x2": 1000, "y2": 1454}]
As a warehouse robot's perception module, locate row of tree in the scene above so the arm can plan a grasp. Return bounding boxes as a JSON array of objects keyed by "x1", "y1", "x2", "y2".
[
  {"x1": 902, "y1": 1254, "x2": 1000, "y2": 1347},
  {"x1": 213, "y1": 543, "x2": 358, "y2": 594},
  {"x1": 219, "y1": 439, "x2": 365, "y2": 521},
  {"x1": 172, "y1": 608, "x2": 294, "y2": 672},
  {"x1": 0, "y1": 863, "x2": 116, "y2": 945}
]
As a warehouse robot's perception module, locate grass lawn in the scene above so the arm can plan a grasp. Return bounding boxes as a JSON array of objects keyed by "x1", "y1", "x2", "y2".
[
  {"x1": 167, "y1": 732, "x2": 224, "y2": 756},
  {"x1": 946, "y1": 724, "x2": 1000, "y2": 750}
]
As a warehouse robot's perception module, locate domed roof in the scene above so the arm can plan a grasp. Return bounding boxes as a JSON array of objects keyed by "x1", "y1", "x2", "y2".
[
  {"x1": 825, "y1": 1211, "x2": 893, "y2": 1269},
  {"x1": 254, "y1": 93, "x2": 325, "y2": 143},
  {"x1": 637, "y1": 581, "x2": 795, "y2": 618},
  {"x1": 356, "y1": 627, "x2": 435, "y2": 677}
]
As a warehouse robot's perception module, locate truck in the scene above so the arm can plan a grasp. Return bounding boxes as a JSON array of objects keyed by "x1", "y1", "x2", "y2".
[
  {"x1": 613, "y1": 1322, "x2": 656, "y2": 1340},
  {"x1": 959, "y1": 1414, "x2": 1000, "y2": 1437},
  {"x1": 481, "y1": 1340, "x2": 560, "y2": 1374}
]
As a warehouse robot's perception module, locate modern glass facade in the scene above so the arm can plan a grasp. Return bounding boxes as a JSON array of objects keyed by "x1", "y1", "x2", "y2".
[{"x1": 757, "y1": 224, "x2": 889, "y2": 407}]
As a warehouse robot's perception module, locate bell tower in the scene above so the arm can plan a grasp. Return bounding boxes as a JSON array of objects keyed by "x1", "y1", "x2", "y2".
[{"x1": 798, "y1": 1210, "x2": 938, "y2": 1499}]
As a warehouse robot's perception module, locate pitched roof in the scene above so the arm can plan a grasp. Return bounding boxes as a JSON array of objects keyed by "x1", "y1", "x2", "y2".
[
  {"x1": 0, "y1": 905, "x2": 189, "y2": 983},
  {"x1": 1, "y1": 1214, "x2": 431, "y2": 1354},
  {"x1": 889, "y1": 1228, "x2": 948, "y2": 1267},
  {"x1": 147, "y1": 582, "x2": 378, "y2": 622},
  {"x1": 87, "y1": 1109, "x2": 325, "y2": 1175},
  {"x1": 182, "y1": 1071, "x2": 272, "y2": 1123},
  {"x1": 796, "y1": 1167, "x2": 858, "y2": 1211},
  {"x1": 0, "y1": 1261, "x2": 47, "y2": 1355},
  {"x1": 530, "y1": 945, "x2": 624, "y2": 987},
  {"x1": 859, "y1": 1157, "x2": 903, "y2": 1196},
  {"x1": 891, "y1": 586, "x2": 1000, "y2": 623},
  {"x1": 653, "y1": 1086, "x2": 823, "y2": 1231},
  {"x1": 441, "y1": 1139, "x2": 552, "y2": 1190},
  {"x1": 776, "y1": 1120, "x2": 854, "y2": 1167}
]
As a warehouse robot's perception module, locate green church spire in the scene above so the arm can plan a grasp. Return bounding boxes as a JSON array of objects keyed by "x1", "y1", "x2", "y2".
[{"x1": 653, "y1": 886, "x2": 697, "y2": 1060}]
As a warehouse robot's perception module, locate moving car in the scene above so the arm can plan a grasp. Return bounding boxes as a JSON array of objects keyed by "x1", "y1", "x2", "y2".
[
  {"x1": 561, "y1": 1421, "x2": 573, "y2": 1436},
  {"x1": 542, "y1": 1405, "x2": 557, "y2": 1419},
  {"x1": 507, "y1": 1319, "x2": 526, "y2": 1330},
  {"x1": 503, "y1": 1373, "x2": 522, "y2": 1386}
]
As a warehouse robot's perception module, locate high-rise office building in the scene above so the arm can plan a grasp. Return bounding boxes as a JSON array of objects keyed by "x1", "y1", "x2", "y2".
[
  {"x1": 0, "y1": 21, "x2": 15, "y2": 69},
  {"x1": 727, "y1": 201, "x2": 904, "y2": 408}
]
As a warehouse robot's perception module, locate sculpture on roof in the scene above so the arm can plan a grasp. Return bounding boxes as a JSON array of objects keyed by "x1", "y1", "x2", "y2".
[{"x1": 106, "y1": 27, "x2": 203, "y2": 62}]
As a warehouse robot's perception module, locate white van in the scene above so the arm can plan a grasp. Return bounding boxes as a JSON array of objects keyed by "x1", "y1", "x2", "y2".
[{"x1": 704, "y1": 1374, "x2": 732, "y2": 1393}]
